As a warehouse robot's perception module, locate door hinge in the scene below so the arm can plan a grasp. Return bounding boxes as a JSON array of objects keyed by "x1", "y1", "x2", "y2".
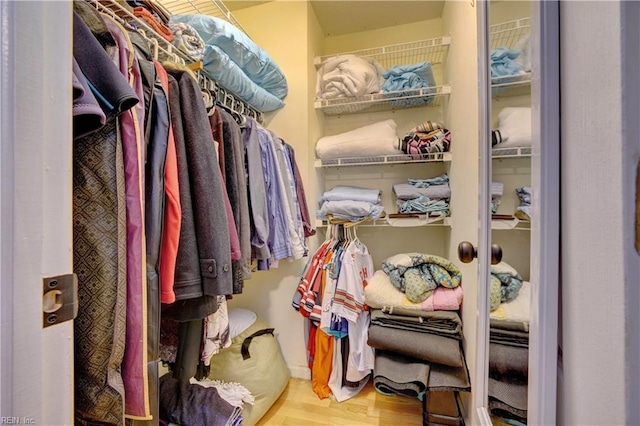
[{"x1": 42, "y1": 273, "x2": 78, "y2": 328}]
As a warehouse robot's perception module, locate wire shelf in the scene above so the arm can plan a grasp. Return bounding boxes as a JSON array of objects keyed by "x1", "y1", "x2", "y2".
[
  {"x1": 315, "y1": 84, "x2": 450, "y2": 115},
  {"x1": 315, "y1": 152, "x2": 452, "y2": 168},
  {"x1": 88, "y1": 0, "x2": 264, "y2": 121},
  {"x1": 489, "y1": 17, "x2": 531, "y2": 50},
  {"x1": 316, "y1": 216, "x2": 452, "y2": 228},
  {"x1": 314, "y1": 36, "x2": 451, "y2": 69},
  {"x1": 492, "y1": 146, "x2": 532, "y2": 159},
  {"x1": 156, "y1": 0, "x2": 249, "y2": 38}
]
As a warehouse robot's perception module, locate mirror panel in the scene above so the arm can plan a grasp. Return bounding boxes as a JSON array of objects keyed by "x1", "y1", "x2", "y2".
[{"x1": 487, "y1": 1, "x2": 532, "y2": 424}]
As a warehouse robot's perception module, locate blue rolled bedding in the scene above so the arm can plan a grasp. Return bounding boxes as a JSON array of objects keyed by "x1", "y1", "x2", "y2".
[
  {"x1": 202, "y1": 45, "x2": 285, "y2": 112},
  {"x1": 171, "y1": 14, "x2": 288, "y2": 100}
]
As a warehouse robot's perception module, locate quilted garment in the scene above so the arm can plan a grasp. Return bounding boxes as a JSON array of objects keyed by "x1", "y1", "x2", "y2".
[{"x1": 382, "y1": 253, "x2": 462, "y2": 303}]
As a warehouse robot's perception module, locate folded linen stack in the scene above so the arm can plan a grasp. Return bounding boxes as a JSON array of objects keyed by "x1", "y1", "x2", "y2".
[
  {"x1": 365, "y1": 253, "x2": 470, "y2": 400},
  {"x1": 514, "y1": 186, "x2": 531, "y2": 220},
  {"x1": 317, "y1": 185, "x2": 384, "y2": 222},
  {"x1": 488, "y1": 281, "x2": 531, "y2": 423},
  {"x1": 368, "y1": 308, "x2": 471, "y2": 397},
  {"x1": 491, "y1": 181, "x2": 504, "y2": 214},
  {"x1": 489, "y1": 261, "x2": 524, "y2": 312},
  {"x1": 393, "y1": 174, "x2": 451, "y2": 217}
]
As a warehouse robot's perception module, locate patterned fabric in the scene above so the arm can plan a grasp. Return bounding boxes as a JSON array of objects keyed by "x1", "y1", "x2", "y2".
[
  {"x1": 400, "y1": 121, "x2": 451, "y2": 158},
  {"x1": 382, "y1": 253, "x2": 462, "y2": 303},
  {"x1": 74, "y1": 120, "x2": 126, "y2": 425}
]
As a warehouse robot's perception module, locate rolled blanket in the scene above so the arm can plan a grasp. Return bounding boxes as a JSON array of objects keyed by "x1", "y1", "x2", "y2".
[
  {"x1": 364, "y1": 269, "x2": 463, "y2": 312},
  {"x1": 316, "y1": 54, "x2": 385, "y2": 100},
  {"x1": 381, "y1": 253, "x2": 462, "y2": 303},
  {"x1": 133, "y1": 7, "x2": 173, "y2": 42},
  {"x1": 315, "y1": 119, "x2": 401, "y2": 160},
  {"x1": 170, "y1": 22, "x2": 206, "y2": 61},
  {"x1": 319, "y1": 185, "x2": 381, "y2": 205},
  {"x1": 393, "y1": 183, "x2": 450, "y2": 201}
]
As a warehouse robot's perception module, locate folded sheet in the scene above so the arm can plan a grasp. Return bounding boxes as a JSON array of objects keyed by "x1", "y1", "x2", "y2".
[
  {"x1": 317, "y1": 199, "x2": 384, "y2": 222},
  {"x1": 489, "y1": 328, "x2": 529, "y2": 348},
  {"x1": 393, "y1": 183, "x2": 451, "y2": 201},
  {"x1": 319, "y1": 185, "x2": 382, "y2": 205}
]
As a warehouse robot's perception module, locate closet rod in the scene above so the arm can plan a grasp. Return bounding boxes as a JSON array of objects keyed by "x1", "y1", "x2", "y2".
[{"x1": 86, "y1": 0, "x2": 264, "y2": 124}]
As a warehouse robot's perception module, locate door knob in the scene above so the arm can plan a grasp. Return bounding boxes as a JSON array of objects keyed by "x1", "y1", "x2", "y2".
[{"x1": 457, "y1": 241, "x2": 503, "y2": 265}]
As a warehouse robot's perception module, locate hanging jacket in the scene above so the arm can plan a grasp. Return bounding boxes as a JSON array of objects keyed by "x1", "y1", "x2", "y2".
[{"x1": 162, "y1": 68, "x2": 233, "y2": 321}]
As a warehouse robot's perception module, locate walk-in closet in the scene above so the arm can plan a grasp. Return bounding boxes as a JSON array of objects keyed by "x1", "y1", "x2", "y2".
[{"x1": 26, "y1": 0, "x2": 640, "y2": 425}]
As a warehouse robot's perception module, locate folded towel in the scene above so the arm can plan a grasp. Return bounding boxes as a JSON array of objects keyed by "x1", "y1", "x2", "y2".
[{"x1": 319, "y1": 185, "x2": 382, "y2": 205}]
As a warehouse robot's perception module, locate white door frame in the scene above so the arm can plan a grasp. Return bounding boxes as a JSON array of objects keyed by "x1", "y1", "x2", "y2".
[
  {"x1": 475, "y1": 1, "x2": 560, "y2": 424},
  {"x1": 0, "y1": 1, "x2": 74, "y2": 424}
]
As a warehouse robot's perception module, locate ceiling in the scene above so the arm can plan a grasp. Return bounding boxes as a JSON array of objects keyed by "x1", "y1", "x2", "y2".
[{"x1": 224, "y1": 0, "x2": 445, "y2": 37}]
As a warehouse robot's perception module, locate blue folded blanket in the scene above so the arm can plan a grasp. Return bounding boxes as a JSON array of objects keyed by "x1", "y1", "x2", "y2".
[
  {"x1": 490, "y1": 47, "x2": 525, "y2": 82},
  {"x1": 382, "y1": 61, "x2": 436, "y2": 107}
]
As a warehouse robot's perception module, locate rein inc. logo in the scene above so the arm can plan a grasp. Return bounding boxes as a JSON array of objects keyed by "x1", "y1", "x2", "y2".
[{"x1": 0, "y1": 418, "x2": 35, "y2": 425}]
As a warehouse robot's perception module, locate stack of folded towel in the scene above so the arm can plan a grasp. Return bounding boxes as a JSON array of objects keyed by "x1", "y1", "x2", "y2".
[
  {"x1": 317, "y1": 185, "x2": 384, "y2": 222},
  {"x1": 392, "y1": 174, "x2": 451, "y2": 216}
]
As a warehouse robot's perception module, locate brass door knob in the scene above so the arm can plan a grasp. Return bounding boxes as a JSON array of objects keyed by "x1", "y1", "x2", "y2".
[{"x1": 457, "y1": 241, "x2": 503, "y2": 265}]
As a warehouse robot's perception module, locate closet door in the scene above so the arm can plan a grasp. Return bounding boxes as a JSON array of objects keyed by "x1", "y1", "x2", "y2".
[
  {"x1": 472, "y1": 1, "x2": 560, "y2": 424},
  {"x1": 0, "y1": 1, "x2": 74, "y2": 424}
]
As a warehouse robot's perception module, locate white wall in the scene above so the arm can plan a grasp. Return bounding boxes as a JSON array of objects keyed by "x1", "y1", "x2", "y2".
[
  {"x1": 559, "y1": 1, "x2": 639, "y2": 423},
  {"x1": 230, "y1": 0, "x2": 319, "y2": 379}
]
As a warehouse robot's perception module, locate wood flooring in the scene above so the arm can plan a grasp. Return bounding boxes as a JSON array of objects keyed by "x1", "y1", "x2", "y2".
[{"x1": 256, "y1": 378, "x2": 423, "y2": 426}]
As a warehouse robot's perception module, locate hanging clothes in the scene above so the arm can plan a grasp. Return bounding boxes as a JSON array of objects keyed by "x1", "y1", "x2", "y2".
[{"x1": 292, "y1": 224, "x2": 374, "y2": 401}]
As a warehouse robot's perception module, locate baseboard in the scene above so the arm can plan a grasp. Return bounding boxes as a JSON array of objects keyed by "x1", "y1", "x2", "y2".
[{"x1": 288, "y1": 365, "x2": 311, "y2": 380}]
